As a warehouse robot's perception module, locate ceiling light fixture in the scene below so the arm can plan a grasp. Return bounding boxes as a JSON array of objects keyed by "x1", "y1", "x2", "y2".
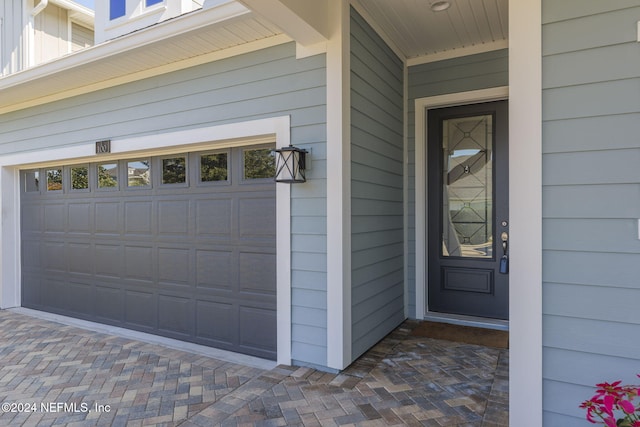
[{"x1": 430, "y1": 1, "x2": 451, "y2": 12}]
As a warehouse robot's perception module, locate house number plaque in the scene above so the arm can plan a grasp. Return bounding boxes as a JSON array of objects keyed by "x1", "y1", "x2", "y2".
[{"x1": 96, "y1": 140, "x2": 111, "y2": 154}]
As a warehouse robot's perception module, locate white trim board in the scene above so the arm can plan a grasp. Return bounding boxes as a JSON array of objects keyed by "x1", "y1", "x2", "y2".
[
  {"x1": 0, "y1": 116, "x2": 293, "y2": 367},
  {"x1": 508, "y1": 0, "x2": 542, "y2": 423},
  {"x1": 325, "y1": 0, "x2": 352, "y2": 370}
]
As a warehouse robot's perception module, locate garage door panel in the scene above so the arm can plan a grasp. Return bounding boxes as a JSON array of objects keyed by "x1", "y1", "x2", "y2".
[
  {"x1": 43, "y1": 242, "x2": 66, "y2": 273},
  {"x1": 196, "y1": 300, "x2": 235, "y2": 345},
  {"x1": 95, "y1": 202, "x2": 120, "y2": 235},
  {"x1": 239, "y1": 306, "x2": 276, "y2": 358},
  {"x1": 44, "y1": 204, "x2": 66, "y2": 233},
  {"x1": 21, "y1": 274, "x2": 41, "y2": 307},
  {"x1": 44, "y1": 279, "x2": 70, "y2": 311},
  {"x1": 125, "y1": 201, "x2": 153, "y2": 234},
  {"x1": 69, "y1": 243, "x2": 93, "y2": 275},
  {"x1": 239, "y1": 197, "x2": 276, "y2": 239},
  {"x1": 22, "y1": 240, "x2": 41, "y2": 272},
  {"x1": 158, "y1": 248, "x2": 191, "y2": 286},
  {"x1": 124, "y1": 245, "x2": 154, "y2": 282},
  {"x1": 158, "y1": 200, "x2": 190, "y2": 235},
  {"x1": 239, "y1": 252, "x2": 276, "y2": 296},
  {"x1": 22, "y1": 146, "x2": 276, "y2": 360},
  {"x1": 68, "y1": 203, "x2": 92, "y2": 234},
  {"x1": 196, "y1": 249, "x2": 233, "y2": 290},
  {"x1": 125, "y1": 290, "x2": 157, "y2": 329},
  {"x1": 66, "y1": 281, "x2": 93, "y2": 316},
  {"x1": 195, "y1": 198, "x2": 233, "y2": 238},
  {"x1": 94, "y1": 286, "x2": 124, "y2": 322},
  {"x1": 95, "y1": 244, "x2": 123, "y2": 278},
  {"x1": 22, "y1": 204, "x2": 42, "y2": 233},
  {"x1": 158, "y1": 294, "x2": 193, "y2": 336}
]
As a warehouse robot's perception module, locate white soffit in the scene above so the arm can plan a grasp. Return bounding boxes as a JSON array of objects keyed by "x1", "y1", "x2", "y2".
[
  {"x1": 0, "y1": 1, "x2": 285, "y2": 114},
  {"x1": 354, "y1": 0, "x2": 508, "y2": 61}
]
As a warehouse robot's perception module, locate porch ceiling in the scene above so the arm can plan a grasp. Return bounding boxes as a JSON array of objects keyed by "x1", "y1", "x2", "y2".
[{"x1": 354, "y1": 0, "x2": 508, "y2": 60}]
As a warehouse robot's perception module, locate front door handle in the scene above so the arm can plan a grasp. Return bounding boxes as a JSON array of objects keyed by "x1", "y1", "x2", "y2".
[
  {"x1": 501, "y1": 231, "x2": 508, "y2": 253},
  {"x1": 500, "y1": 232, "x2": 509, "y2": 274}
]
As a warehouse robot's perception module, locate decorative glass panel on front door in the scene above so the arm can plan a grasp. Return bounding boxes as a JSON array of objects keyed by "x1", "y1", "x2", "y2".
[{"x1": 441, "y1": 114, "x2": 493, "y2": 259}]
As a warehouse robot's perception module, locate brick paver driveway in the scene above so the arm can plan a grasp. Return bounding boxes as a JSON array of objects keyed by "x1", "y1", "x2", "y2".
[{"x1": 0, "y1": 310, "x2": 508, "y2": 426}]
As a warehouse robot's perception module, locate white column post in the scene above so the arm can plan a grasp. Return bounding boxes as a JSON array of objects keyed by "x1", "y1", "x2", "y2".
[{"x1": 326, "y1": 0, "x2": 351, "y2": 370}]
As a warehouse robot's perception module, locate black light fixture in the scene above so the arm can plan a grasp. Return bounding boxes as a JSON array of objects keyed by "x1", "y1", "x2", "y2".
[{"x1": 274, "y1": 145, "x2": 308, "y2": 183}]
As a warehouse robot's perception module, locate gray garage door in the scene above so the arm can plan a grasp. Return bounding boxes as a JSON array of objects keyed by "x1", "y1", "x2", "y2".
[{"x1": 21, "y1": 145, "x2": 277, "y2": 360}]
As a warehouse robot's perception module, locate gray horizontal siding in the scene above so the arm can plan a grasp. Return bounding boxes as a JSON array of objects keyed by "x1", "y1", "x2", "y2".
[
  {"x1": 543, "y1": 184, "x2": 640, "y2": 218},
  {"x1": 0, "y1": 42, "x2": 328, "y2": 367},
  {"x1": 543, "y1": 251, "x2": 640, "y2": 289},
  {"x1": 406, "y1": 49, "x2": 508, "y2": 317},
  {"x1": 542, "y1": 6, "x2": 640, "y2": 56},
  {"x1": 542, "y1": 1, "x2": 640, "y2": 424},
  {"x1": 350, "y1": 8, "x2": 405, "y2": 361},
  {"x1": 543, "y1": 114, "x2": 640, "y2": 154}
]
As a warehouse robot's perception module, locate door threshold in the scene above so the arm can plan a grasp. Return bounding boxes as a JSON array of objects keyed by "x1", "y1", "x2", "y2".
[{"x1": 423, "y1": 311, "x2": 509, "y2": 331}]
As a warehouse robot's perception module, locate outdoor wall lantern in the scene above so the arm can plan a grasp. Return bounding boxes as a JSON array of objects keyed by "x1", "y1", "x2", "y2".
[{"x1": 274, "y1": 145, "x2": 308, "y2": 183}]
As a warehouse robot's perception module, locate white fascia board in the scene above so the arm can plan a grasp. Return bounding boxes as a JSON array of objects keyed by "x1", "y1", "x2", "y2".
[
  {"x1": 238, "y1": 0, "x2": 327, "y2": 46},
  {"x1": 0, "y1": 1, "x2": 251, "y2": 91}
]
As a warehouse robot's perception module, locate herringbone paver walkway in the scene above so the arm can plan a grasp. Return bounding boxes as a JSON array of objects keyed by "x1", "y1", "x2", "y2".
[{"x1": 0, "y1": 311, "x2": 508, "y2": 426}]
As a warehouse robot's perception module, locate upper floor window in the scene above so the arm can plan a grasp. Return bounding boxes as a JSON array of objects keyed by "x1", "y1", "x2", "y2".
[
  {"x1": 110, "y1": 0, "x2": 126, "y2": 20},
  {"x1": 146, "y1": 0, "x2": 164, "y2": 7}
]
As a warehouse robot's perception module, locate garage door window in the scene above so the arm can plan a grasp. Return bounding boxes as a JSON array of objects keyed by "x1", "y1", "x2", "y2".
[
  {"x1": 98, "y1": 163, "x2": 119, "y2": 189},
  {"x1": 127, "y1": 160, "x2": 151, "y2": 188},
  {"x1": 47, "y1": 169, "x2": 63, "y2": 192},
  {"x1": 199, "y1": 152, "x2": 228, "y2": 183},
  {"x1": 24, "y1": 170, "x2": 40, "y2": 193},
  {"x1": 161, "y1": 156, "x2": 187, "y2": 185},
  {"x1": 243, "y1": 148, "x2": 275, "y2": 180},
  {"x1": 71, "y1": 166, "x2": 89, "y2": 191}
]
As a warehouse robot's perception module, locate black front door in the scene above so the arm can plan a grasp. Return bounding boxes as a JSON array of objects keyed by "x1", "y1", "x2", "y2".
[{"x1": 427, "y1": 100, "x2": 508, "y2": 320}]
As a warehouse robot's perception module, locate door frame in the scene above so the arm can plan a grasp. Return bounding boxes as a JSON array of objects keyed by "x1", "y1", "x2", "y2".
[
  {"x1": 415, "y1": 86, "x2": 509, "y2": 322},
  {"x1": 426, "y1": 99, "x2": 509, "y2": 321}
]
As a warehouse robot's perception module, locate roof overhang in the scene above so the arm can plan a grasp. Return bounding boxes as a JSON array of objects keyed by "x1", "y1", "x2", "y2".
[{"x1": 0, "y1": 1, "x2": 288, "y2": 115}]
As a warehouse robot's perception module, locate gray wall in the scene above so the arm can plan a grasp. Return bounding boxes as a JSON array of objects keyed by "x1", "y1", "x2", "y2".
[
  {"x1": 350, "y1": 8, "x2": 405, "y2": 360},
  {"x1": 541, "y1": 1, "x2": 640, "y2": 424},
  {"x1": 0, "y1": 0, "x2": 23, "y2": 76},
  {"x1": 406, "y1": 49, "x2": 508, "y2": 317},
  {"x1": 0, "y1": 42, "x2": 329, "y2": 367}
]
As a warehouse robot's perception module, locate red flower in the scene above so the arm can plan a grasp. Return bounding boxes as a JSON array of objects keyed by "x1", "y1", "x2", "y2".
[
  {"x1": 581, "y1": 375, "x2": 640, "y2": 426},
  {"x1": 620, "y1": 399, "x2": 635, "y2": 414}
]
